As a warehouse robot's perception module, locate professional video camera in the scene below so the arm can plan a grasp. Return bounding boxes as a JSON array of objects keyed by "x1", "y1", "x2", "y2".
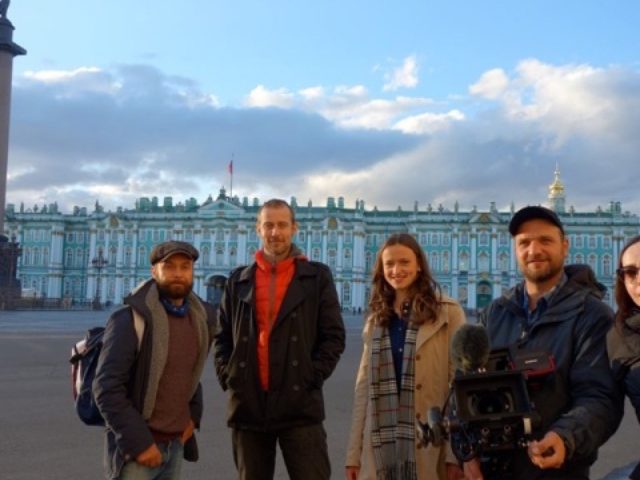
[{"x1": 417, "y1": 324, "x2": 555, "y2": 479}]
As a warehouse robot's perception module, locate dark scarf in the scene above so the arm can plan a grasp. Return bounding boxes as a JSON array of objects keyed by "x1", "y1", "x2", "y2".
[{"x1": 160, "y1": 297, "x2": 189, "y2": 317}]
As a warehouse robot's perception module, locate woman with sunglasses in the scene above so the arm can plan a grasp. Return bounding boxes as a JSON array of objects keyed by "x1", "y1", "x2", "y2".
[
  {"x1": 607, "y1": 235, "x2": 640, "y2": 480},
  {"x1": 345, "y1": 233, "x2": 466, "y2": 480}
]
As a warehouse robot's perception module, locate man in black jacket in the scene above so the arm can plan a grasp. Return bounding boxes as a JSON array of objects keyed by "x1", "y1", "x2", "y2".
[
  {"x1": 213, "y1": 198, "x2": 346, "y2": 480},
  {"x1": 93, "y1": 241, "x2": 216, "y2": 480},
  {"x1": 465, "y1": 206, "x2": 622, "y2": 480}
]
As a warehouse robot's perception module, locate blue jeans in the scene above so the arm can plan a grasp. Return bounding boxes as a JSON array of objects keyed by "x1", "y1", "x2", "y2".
[{"x1": 118, "y1": 440, "x2": 184, "y2": 480}]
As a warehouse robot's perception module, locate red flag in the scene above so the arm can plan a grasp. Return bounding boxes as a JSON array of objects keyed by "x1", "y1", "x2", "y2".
[{"x1": 228, "y1": 159, "x2": 233, "y2": 174}]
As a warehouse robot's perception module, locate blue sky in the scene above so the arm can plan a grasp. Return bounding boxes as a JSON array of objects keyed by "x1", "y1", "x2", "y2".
[{"x1": 5, "y1": 0, "x2": 640, "y2": 214}]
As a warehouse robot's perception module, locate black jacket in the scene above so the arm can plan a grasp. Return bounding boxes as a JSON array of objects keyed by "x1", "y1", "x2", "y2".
[
  {"x1": 213, "y1": 258, "x2": 345, "y2": 431},
  {"x1": 93, "y1": 280, "x2": 216, "y2": 479},
  {"x1": 479, "y1": 265, "x2": 623, "y2": 479},
  {"x1": 607, "y1": 313, "x2": 640, "y2": 480}
]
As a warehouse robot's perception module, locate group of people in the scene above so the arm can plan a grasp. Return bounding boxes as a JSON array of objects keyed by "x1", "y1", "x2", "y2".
[{"x1": 91, "y1": 199, "x2": 640, "y2": 480}]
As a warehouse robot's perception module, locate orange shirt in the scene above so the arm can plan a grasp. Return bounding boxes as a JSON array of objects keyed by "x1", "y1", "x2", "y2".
[{"x1": 254, "y1": 250, "x2": 297, "y2": 390}]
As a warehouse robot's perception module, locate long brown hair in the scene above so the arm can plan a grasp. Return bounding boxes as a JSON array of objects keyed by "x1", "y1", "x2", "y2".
[
  {"x1": 368, "y1": 233, "x2": 442, "y2": 327},
  {"x1": 615, "y1": 235, "x2": 640, "y2": 327}
]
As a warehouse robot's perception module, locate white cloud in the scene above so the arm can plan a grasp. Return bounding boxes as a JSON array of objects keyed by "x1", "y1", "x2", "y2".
[
  {"x1": 393, "y1": 109, "x2": 465, "y2": 135},
  {"x1": 245, "y1": 85, "x2": 296, "y2": 108},
  {"x1": 383, "y1": 55, "x2": 419, "y2": 91},
  {"x1": 469, "y1": 68, "x2": 509, "y2": 99},
  {"x1": 24, "y1": 67, "x2": 103, "y2": 83}
]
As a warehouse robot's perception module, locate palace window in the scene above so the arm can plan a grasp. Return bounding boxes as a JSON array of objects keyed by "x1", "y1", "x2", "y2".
[
  {"x1": 343, "y1": 282, "x2": 352, "y2": 305},
  {"x1": 344, "y1": 248, "x2": 352, "y2": 268},
  {"x1": 430, "y1": 252, "x2": 441, "y2": 272},
  {"x1": 459, "y1": 232, "x2": 469, "y2": 246},
  {"x1": 328, "y1": 249, "x2": 337, "y2": 269},
  {"x1": 138, "y1": 246, "x2": 147, "y2": 266},
  {"x1": 603, "y1": 255, "x2": 612, "y2": 277},
  {"x1": 478, "y1": 251, "x2": 490, "y2": 272},
  {"x1": 442, "y1": 252, "x2": 450, "y2": 273},
  {"x1": 65, "y1": 249, "x2": 73, "y2": 267},
  {"x1": 202, "y1": 246, "x2": 210, "y2": 267},
  {"x1": 498, "y1": 252, "x2": 509, "y2": 272},
  {"x1": 459, "y1": 251, "x2": 469, "y2": 271}
]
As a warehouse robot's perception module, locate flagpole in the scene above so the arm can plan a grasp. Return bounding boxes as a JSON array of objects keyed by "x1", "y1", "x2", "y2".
[{"x1": 229, "y1": 153, "x2": 234, "y2": 198}]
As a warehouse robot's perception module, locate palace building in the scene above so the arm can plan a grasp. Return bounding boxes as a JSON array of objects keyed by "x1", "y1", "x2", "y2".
[{"x1": 4, "y1": 169, "x2": 639, "y2": 309}]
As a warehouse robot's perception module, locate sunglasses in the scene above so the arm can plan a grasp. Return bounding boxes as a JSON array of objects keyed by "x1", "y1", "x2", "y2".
[{"x1": 617, "y1": 266, "x2": 640, "y2": 284}]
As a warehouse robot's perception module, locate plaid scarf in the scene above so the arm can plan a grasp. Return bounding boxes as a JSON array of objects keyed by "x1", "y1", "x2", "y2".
[{"x1": 369, "y1": 321, "x2": 418, "y2": 480}]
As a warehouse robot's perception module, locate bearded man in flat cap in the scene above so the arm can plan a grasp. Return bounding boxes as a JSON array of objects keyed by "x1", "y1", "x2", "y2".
[{"x1": 94, "y1": 240, "x2": 217, "y2": 480}]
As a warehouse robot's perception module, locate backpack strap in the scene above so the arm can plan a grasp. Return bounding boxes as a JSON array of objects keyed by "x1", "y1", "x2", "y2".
[{"x1": 131, "y1": 308, "x2": 145, "y2": 351}]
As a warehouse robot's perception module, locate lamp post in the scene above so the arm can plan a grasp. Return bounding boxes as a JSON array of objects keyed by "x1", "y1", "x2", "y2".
[{"x1": 91, "y1": 247, "x2": 107, "y2": 310}]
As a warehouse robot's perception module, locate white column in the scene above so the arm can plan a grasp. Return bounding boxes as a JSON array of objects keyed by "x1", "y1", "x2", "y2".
[
  {"x1": 490, "y1": 230, "x2": 497, "y2": 271},
  {"x1": 470, "y1": 229, "x2": 477, "y2": 272},
  {"x1": 452, "y1": 230, "x2": 459, "y2": 271},
  {"x1": 47, "y1": 224, "x2": 64, "y2": 298},
  {"x1": 238, "y1": 225, "x2": 248, "y2": 265}
]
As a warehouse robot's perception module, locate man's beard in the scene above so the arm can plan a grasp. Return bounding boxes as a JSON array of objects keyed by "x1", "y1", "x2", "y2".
[
  {"x1": 157, "y1": 280, "x2": 193, "y2": 300},
  {"x1": 521, "y1": 256, "x2": 564, "y2": 284}
]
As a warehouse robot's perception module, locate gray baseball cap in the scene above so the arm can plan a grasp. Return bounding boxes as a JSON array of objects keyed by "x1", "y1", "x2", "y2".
[{"x1": 149, "y1": 241, "x2": 199, "y2": 265}]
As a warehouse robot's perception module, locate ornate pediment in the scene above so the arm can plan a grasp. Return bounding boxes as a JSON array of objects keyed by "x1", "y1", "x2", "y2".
[
  {"x1": 468, "y1": 212, "x2": 502, "y2": 224},
  {"x1": 197, "y1": 199, "x2": 246, "y2": 218}
]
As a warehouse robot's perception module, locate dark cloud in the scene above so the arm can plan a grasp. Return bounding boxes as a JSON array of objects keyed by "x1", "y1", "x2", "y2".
[{"x1": 8, "y1": 64, "x2": 418, "y2": 209}]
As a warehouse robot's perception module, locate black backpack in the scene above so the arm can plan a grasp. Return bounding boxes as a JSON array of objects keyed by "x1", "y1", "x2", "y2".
[{"x1": 69, "y1": 310, "x2": 144, "y2": 426}]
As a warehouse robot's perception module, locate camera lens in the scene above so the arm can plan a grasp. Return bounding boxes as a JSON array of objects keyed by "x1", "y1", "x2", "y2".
[{"x1": 469, "y1": 390, "x2": 514, "y2": 415}]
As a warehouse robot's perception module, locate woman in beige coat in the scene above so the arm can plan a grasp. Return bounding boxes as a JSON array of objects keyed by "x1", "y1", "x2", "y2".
[{"x1": 345, "y1": 233, "x2": 466, "y2": 480}]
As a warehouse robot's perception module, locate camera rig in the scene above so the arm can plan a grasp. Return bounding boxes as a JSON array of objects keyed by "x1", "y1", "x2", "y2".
[{"x1": 417, "y1": 348, "x2": 554, "y2": 478}]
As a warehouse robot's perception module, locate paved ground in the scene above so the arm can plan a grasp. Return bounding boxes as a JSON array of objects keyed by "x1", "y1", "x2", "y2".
[{"x1": 0, "y1": 309, "x2": 636, "y2": 480}]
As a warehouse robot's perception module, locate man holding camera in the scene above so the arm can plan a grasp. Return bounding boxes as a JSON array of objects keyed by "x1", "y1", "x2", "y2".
[{"x1": 467, "y1": 206, "x2": 622, "y2": 479}]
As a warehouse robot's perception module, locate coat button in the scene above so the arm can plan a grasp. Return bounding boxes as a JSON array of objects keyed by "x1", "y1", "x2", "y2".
[
  {"x1": 415, "y1": 354, "x2": 421, "y2": 361},
  {"x1": 239, "y1": 361, "x2": 246, "y2": 368},
  {"x1": 291, "y1": 335, "x2": 298, "y2": 342},
  {"x1": 292, "y1": 360, "x2": 299, "y2": 366},
  {"x1": 416, "y1": 412, "x2": 421, "y2": 420},
  {"x1": 416, "y1": 383, "x2": 422, "y2": 390},
  {"x1": 242, "y1": 336, "x2": 248, "y2": 342},
  {"x1": 292, "y1": 384, "x2": 300, "y2": 391}
]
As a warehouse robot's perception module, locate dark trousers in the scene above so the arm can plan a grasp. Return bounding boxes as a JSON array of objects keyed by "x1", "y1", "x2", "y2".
[{"x1": 232, "y1": 423, "x2": 330, "y2": 480}]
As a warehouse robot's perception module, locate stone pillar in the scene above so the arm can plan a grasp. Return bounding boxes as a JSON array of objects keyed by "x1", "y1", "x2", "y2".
[
  {"x1": 0, "y1": 11, "x2": 26, "y2": 235},
  {"x1": 0, "y1": 10, "x2": 26, "y2": 305}
]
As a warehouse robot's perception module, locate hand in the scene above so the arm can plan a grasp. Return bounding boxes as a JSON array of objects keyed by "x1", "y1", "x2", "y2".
[
  {"x1": 136, "y1": 443, "x2": 162, "y2": 467},
  {"x1": 463, "y1": 458, "x2": 484, "y2": 480},
  {"x1": 528, "y1": 431, "x2": 566, "y2": 469},
  {"x1": 345, "y1": 466, "x2": 359, "y2": 480},
  {"x1": 446, "y1": 462, "x2": 465, "y2": 479},
  {"x1": 181, "y1": 419, "x2": 195, "y2": 444}
]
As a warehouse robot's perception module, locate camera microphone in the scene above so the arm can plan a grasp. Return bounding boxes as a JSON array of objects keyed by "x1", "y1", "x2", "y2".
[{"x1": 451, "y1": 323, "x2": 491, "y2": 374}]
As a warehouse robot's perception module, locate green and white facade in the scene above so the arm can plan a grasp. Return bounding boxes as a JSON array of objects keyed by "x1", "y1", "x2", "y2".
[{"x1": 4, "y1": 171, "x2": 640, "y2": 309}]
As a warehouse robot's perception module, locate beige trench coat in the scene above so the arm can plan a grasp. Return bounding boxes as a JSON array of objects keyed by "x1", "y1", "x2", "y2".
[{"x1": 345, "y1": 296, "x2": 466, "y2": 479}]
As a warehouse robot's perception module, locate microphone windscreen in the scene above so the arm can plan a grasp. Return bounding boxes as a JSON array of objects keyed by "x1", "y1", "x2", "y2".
[{"x1": 450, "y1": 323, "x2": 490, "y2": 373}]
